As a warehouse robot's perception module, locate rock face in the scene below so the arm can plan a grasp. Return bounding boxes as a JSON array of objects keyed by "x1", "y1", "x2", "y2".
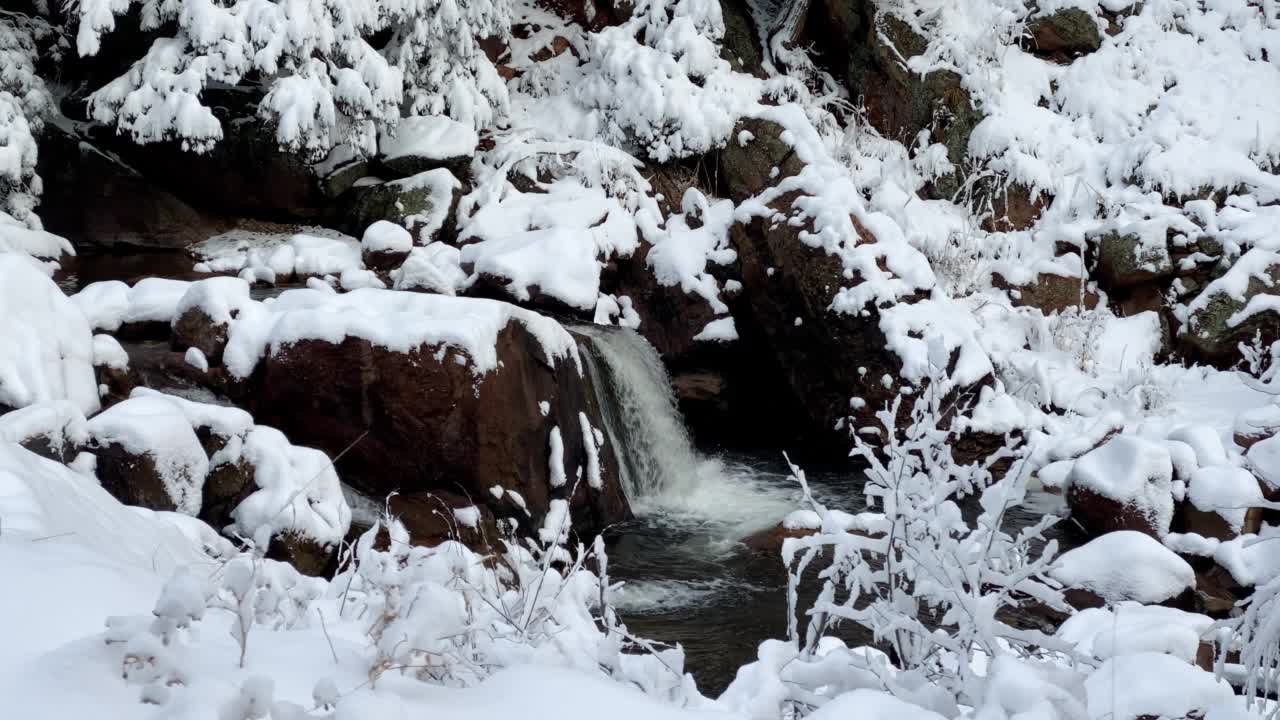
[
  {"x1": 229, "y1": 293, "x2": 631, "y2": 540},
  {"x1": 1181, "y1": 252, "x2": 1280, "y2": 362},
  {"x1": 1023, "y1": 8, "x2": 1103, "y2": 62},
  {"x1": 832, "y1": 3, "x2": 981, "y2": 197},
  {"x1": 992, "y1": 271, "x2": 1099, "y2": 315},
  {"x1": 37, "y1": 124, "x2": 227, "y2": 250},
  {"x1": 341, "y1": 169, "x2": 463, "y2": 244}
]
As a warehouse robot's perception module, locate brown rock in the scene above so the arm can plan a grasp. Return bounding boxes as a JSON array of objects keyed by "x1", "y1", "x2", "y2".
[
  {"x1": 741, "y1": 523, "x2": 817, "y2": 555},
  {"x1": 1066, "y1": 483, "x2": 1165, "y2": 537},
  {"x1": 240, "y1": 314, "x2": 630, "y2": 541},
  {"x1": 171, "y1": 307, "x2": 230, "y2": 366},
  {"x1": 992, "y1": 271, "x2": 1099, "y2": 315}
]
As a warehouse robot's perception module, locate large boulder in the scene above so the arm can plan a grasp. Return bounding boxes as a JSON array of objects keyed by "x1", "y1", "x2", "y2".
[
  {"x1": 1066, "y1": 435, "x2": 1175, "y2": 537},
  {"x1": 217, "y1": 288, "x2": 630, "y2": 539},
  {"x1": 1050, "y1": 531, "x2": 1196, "y2": 606},
  {"x1": 341, "y1": 169, "x2": 462, "y2": 244},
  {"x1": 36, "y1": 124, "x2": 226, "y2": 250}
]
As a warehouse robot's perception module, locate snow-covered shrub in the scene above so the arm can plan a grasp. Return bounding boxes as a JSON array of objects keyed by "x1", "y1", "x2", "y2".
[
  {"x1": 72, "y1": 0, "x2": 512, "y2": 157},
  {"x1": 765, "y1": 346, "x2": 1071, "y2": 714}
]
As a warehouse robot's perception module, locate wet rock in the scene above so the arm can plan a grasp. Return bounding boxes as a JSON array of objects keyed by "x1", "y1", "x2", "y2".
[
  {"x1": 1023, "y1": 9, "x2": 1103, "y2": 62},
  {"x1": 741, "y1": 523, "x2": 817, "y2": 555},
  {"x1": 714, "y1": 119, "x2": 806, "y2": 203}
]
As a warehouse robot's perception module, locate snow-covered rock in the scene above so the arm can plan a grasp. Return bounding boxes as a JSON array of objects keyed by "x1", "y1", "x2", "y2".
[
  {"x1": 361, "y1": 220, "x2": 414, "y2": 271},
  {"x1": 391, "y1": 243, "x2": 470, "y2": 295},
  {"x1": 1185, "y1": 465, "x2": 1264, "y2": 538},
  {"x1": 0, "y1": 401, "x2": 89, "y2": 463},
  {"x1": 1051, "y1": 531, "x2": 1195, "y2": 605},
  {"x1": 0, "y1": 254, "x2": 99, "y2": 415},
  {"x1": 85, "y1": 395, "x2": 210, "y2": 515},
  {"x1": 1066, "y1": 435, "x2": 1175, "y2": 537},
  {"x1": 1083, "y1": 653, "x2": 1235, "y2": 720},
  {"x1": 379, "y1": 115, "x2": 478, "y2": 175},
  {"x1": 1057, "y1": 602, "x2": 1214, "y2": 662},
  {"x1": 170, "y1": 276, "x2": 253, "y2": 365}
]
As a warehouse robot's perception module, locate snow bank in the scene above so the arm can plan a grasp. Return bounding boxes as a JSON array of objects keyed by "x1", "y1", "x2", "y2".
[
  {"x1": 222, "y1": 287, "x2": 582, "y2": 378},
  {"x1": 1051, "y1": 531, "x2": 1195, "y2": 604},
  {"x1": 0, "y1": 254, "x2": 99, "y2": 415},
  {"x1": 192, "y1": 228, "x2": 362, "y2": 279},
  {"x1": 0, "y1": 210, "x2": 73, "y2": 261}
]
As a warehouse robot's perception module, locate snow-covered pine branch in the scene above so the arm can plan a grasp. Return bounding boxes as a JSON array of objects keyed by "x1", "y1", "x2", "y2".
[
  {"x1": 71, "y1": 0, "x2": 512, "y2": 158},
  {"x1": 0, "y1": 12, "x2": 54, "y2": 228}
]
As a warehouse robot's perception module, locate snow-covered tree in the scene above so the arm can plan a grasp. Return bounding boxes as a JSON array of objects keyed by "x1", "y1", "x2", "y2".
[
  {"x1": 71, "y1": 0, "x2": 511, "y2": 158},
  {"x1": 0, "y1": 11, "x2": 55, "y2": 228}
]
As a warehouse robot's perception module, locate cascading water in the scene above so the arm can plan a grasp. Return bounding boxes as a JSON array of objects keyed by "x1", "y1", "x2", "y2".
[{"x1": 575, "y1": 325, "x2": 701, "y2": 504}]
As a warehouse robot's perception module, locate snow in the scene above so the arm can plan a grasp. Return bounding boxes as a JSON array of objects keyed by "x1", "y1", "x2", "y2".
[
  {"x1": 184, "y1": 346, "x2": 208, "y2": 372},
  {"x1": 1187, "y1": 466, "x2": 1264, "y2": 533},
  {"x1": 1066, "y1": 435, "x2": 1175, "y2": 534},
  {"x1": 0, "y1": 254, "x2": 100, "y2": 415},
  {"x1": 391, "y1": 243, "x2": 470, "y2": 295},
  {"x1": 0, "y1": 210, "x2": 73, "y2": 261},
  {"x1": 1084, "y1": 653, "x2": 1236, "y2": 720},
  {"x1": 1058, "y1": 602, "x2": 1214, "y2": 662},
  {"x1": 230, "y1": 426, "x2": 352, "y2": 547},
  {"x1": 192, "y1": 228, "x2": 362, "y2": 280},
  {"x1": 548, "y1": 426, "x2": 566, "y2": 488},
  {"x1": 222, "y1": 288, "x2": 582, "y2": 379},
  {"x1": 361, "y1": 220, "x2": 413, "y2": 254},
  {"x1": 92, "y1": 333, "x2": 130, "y2": 371},
  {"x1": 460, "y1": 177, "x2": 640, "y2": 312},
  {"x1": 579, "y1": 411, "x2": 602, "y2": 489},
  {"x1": 694, "y1": 317, "x2": 739, "y2": 342},
  {"x1": 452, "y1": 505, "x2": 481, "y2": 529},
  {"x1": 85, "y1": 395, "x2": 210, "y2": 515},
  {"x1": 379, "y1": 115, "x2": 478, "y2": 163},
  {"x1": 806, "y1": 689, "x2": 948, "y2": 720},
  {"x1": 1246, "y1": 433, "x2": 1280, "y2": 491},
  {"x1": 1051, "y1": 531, "x2": 1195, "y2": 604}
]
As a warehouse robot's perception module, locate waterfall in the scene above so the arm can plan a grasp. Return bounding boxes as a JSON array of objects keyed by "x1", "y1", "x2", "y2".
[{"x1": 575, "y1": 325, "x2": 702, "y2": 503}]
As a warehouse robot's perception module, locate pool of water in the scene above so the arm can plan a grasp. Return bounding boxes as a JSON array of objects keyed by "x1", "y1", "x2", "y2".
[{"x1": 605, "y1": 449, "x2": 1072, "y2": 696}]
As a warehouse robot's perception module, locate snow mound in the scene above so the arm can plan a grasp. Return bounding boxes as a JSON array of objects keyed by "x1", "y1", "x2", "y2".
[
  {"x1": 1067, "y1": 435, "x2": 1175, "y2": 534},
  {"x1": 173, "y1": 276, "x2": 253, "y2": 326},
  {"x1": 362, "y1": 220, "x2": 413, "y2": 254},
  {"x1": 222, "y1": 287, "x2": 582, "y2": 378},
  {"x1": 230, "y1": 426, "x2": 351, "y2": 546},
  {"x1": 0, "y1": 210, "x2": 73, "y2": 262},
  {"x1": 379, "y1": 114, "x2": 478, "y2": 163},
  {"x1": 0, "y1": 400, "x2": 89, "y2": 457},
  {"x1": 1051, "y1": 530, "x2": 1195, "y2": 604},
  {"x1": 391, "y1": 243, "x2": 470, "y2": 295},
  {"x1": 1245, "y1": 433, "x2": 1280, "y2": 492},
  {"x1": 1057, "y1": 602, "x2": 1213, "y2": 662},
  {"x1": 0, "y1": 254, "x2": 99, "y2": 415}
]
